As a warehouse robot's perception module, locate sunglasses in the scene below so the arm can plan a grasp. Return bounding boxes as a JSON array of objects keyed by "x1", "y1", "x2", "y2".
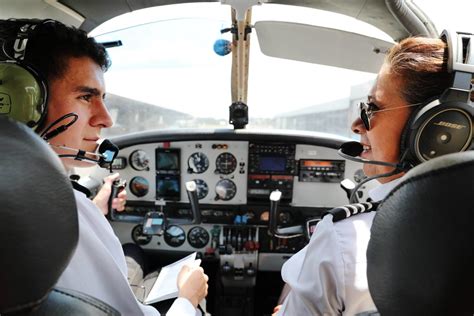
[{"x1": 359, "y1": 101, "x2": 421, "y2": 131}]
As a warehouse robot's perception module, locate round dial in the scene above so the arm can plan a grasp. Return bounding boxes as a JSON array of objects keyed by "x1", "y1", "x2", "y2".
[
  {"x1": 188, "y1": 152, "x2": 209, "y2": 174},
  {"x1": 164, "y1": 225, "x2": 186, "y2": 247},
  {"x1": 215, "y1": 179, "x2": 237, "y2": 201},
  {"x1": 187, "y1": 226, "x2": 210, "y2": 249},
  {"x1": 131, "y1": 225, "x2": 152, "y2": 245},
  {"x1": 215, "y1": 152, "x2": 237, "y2": 174},
  {"x1": 129, "y1": 150, "x2": 149, "y2": 171},
  {"x1": 129, "y1": 176, "x2": 149, "y2": 197},
  {"x1": 193, "y1": 179, "x2": 209, "y2": 200}
]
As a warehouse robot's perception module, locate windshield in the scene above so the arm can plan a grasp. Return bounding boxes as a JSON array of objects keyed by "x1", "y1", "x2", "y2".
[
  {"x1": 90, "y1": 3, "x2": 394, "y2": 139},
  {"x1": 413, "y1": 0, "x2": 474, "y2": 34}
]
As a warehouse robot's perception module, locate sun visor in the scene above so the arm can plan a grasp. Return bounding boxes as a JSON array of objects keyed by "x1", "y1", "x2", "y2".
[{"x1": 255, "y1": 21, "x2": 394, "y2": 73}]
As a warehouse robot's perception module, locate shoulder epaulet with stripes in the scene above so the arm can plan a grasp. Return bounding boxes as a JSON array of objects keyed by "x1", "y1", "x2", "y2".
[
  {"x1": 322, "y1": 201, "x2": 379, "y2": 223},
  {"x1": 71, "y1": 180, "x2": 92, "y2": 198}
]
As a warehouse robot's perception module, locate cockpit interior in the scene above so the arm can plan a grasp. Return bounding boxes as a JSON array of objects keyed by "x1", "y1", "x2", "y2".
[{"x1": 1, "y1": 0, "x2": 473, "y2": 315}]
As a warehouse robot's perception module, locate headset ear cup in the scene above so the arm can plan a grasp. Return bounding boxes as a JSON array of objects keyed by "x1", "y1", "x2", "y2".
[
  {"x1": 0, "y1": 61, "x2": 48, "y2": 130},
  {"x1": 407, "y1": 100, "x2": 473, "y2": 164}
]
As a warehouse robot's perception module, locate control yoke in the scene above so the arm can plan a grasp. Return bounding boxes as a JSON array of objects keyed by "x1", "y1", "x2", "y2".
[
  {"x1": 142, "y1": 181, "x2": 202, "y2": 235},
  {"x1": 268, "y1": 190, "x2": 304, "y2": 239},
  {"x1": 184, "y1": 180, "x2": 202, "y2": 225}
]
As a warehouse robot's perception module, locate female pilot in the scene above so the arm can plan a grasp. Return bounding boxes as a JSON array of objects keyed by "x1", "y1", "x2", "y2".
[{"x1": 275, "y1": 36, "x2": 458, "y2": 315}]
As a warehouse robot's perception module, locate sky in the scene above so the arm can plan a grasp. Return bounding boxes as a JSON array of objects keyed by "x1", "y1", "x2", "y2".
[{"x1": 89, "y1": 1, "x2": 474, "y2": 119}]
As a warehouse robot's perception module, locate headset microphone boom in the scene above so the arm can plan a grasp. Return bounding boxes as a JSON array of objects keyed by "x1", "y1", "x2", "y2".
[{"x1": 338, "y1": 141, "x2": 408, "y2": 203}]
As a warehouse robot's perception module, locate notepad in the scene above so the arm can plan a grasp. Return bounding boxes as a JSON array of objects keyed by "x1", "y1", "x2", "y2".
[{"x1": 144, "y1": 252, "x2": 199, "y2": 304}]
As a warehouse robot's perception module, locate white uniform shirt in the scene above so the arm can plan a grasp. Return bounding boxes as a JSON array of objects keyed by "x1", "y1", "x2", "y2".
[
  {"x1": 56, "y1": 190, "x2": 198, "y2": 316},
  {"x1": 278, "y1": 179, "x2": 402, "y2": 316}
]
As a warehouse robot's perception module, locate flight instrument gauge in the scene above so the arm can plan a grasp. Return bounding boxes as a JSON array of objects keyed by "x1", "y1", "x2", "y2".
[
  {"x1": 164, "y1": 225, "x2": 186, "y2": 247},
  {"x1": 193, "y1": 179, "x2": 209, "y2": 199},
  {"x1": 187, "y1": 226, "x2": 210, "y2": 249},
  {"x1": 129, "y1": 150, "x2": 150, "y2": 171},
  {"x1": 187, "y1": 152, "x2": 209, "y2": 174},
  {"x1": 131, "y1": 225, "x2": 152, "y2": 245},
  {"x1": 215, "y1": 179, "x2": 237, "y2": 201},
  {"x1": 129, "y1": 176, "x2": 149, "y2": 197},
  {"x1": 215, "y1": 152, "x2": 237, "y2": 174}
]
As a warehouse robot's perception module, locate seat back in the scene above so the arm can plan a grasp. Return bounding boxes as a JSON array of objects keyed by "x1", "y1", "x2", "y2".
[
  {"x1": 367, "y1": 151, "x2": 474, "y2": 315},
  {"x1": 0, "y1": 117, "x2": 120, "y2": 315}
]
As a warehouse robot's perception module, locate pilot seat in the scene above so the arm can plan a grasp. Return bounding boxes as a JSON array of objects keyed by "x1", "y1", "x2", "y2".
[{"x1": 0, "y1": 117, "x2": 120, "y2": 316}]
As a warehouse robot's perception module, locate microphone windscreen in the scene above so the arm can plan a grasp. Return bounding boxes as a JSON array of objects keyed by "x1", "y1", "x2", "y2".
[
  {"x1": 340, "y1": 141, "x2": 364, "y2": 157},
  {"x1": 98, "y1": 139, "x2": 118, "y2": 153},
  {"x1": 98, "y1": 139, "x2": 119, "y2": 165}
]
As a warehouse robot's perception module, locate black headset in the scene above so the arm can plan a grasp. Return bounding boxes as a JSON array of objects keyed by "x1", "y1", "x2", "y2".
[
  {"x1": 400, "y1": 30, "x2": 474, "y2": 166},
  {"x1": 0, "y1": 19, "x2": 54, "y2": 130}
]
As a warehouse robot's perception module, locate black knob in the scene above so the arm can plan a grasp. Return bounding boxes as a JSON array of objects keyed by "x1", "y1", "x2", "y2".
[
  {"x1": 246, "y1": 263, "x2": 256, "y2": 277},
  {"x1": 222, "y1": 262, "x2": 232, "y2": 274}
]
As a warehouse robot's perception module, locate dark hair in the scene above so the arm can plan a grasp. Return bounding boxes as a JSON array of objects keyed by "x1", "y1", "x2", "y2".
[
  {"x1": 385, "y1": 37, "x2": 452, "y2": 105},
  {"x1": 8, "y1": 19, "x2": 111, "y2": 82}
]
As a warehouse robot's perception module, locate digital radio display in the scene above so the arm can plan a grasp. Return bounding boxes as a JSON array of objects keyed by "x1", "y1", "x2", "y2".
[
  {"x1": 301, "y1": 160, "x2": 333, "y2": 167},
  {"x1": 259, "y1": 156, "x2": 286, "y2": 172},
  {"x1": 298, "y1": 159, "x2": 345, "y2": 183}
]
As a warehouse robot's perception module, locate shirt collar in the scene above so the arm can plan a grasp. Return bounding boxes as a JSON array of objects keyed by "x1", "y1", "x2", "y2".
[{"x1": 369, "y1": 177, "x2": 403, "y2": 202}]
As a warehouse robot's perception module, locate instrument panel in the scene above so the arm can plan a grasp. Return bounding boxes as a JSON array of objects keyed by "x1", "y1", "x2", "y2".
[
  {"x1": 105, "y1": 139, "x2": 368, "y2": 209},
  {"x1": 81, "y1": 129, "x2": 382, "y2": 273},
  {"x1": 88, "y1": 130, "x2": 375, "y2": 258}
]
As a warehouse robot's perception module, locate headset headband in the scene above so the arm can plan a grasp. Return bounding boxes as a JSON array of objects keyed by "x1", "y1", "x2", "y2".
[
  {"x1": 0, "y1": 19, "x2": 56, "y2": 62},
  {"x1": 442, "y1": 30, "x2": 474, "y2": 73},
  {"x1": 440, "y1": 30, "x2": 474, "y2": 103}
]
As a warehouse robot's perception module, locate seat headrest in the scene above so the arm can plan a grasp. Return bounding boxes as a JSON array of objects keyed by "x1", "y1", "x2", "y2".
[
  {"x1": 367, "y1": 150, "x2": 474, "y2": 315},
  {"x1": 0, "y1": 118, "x2": 78, "y2": 314}
]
